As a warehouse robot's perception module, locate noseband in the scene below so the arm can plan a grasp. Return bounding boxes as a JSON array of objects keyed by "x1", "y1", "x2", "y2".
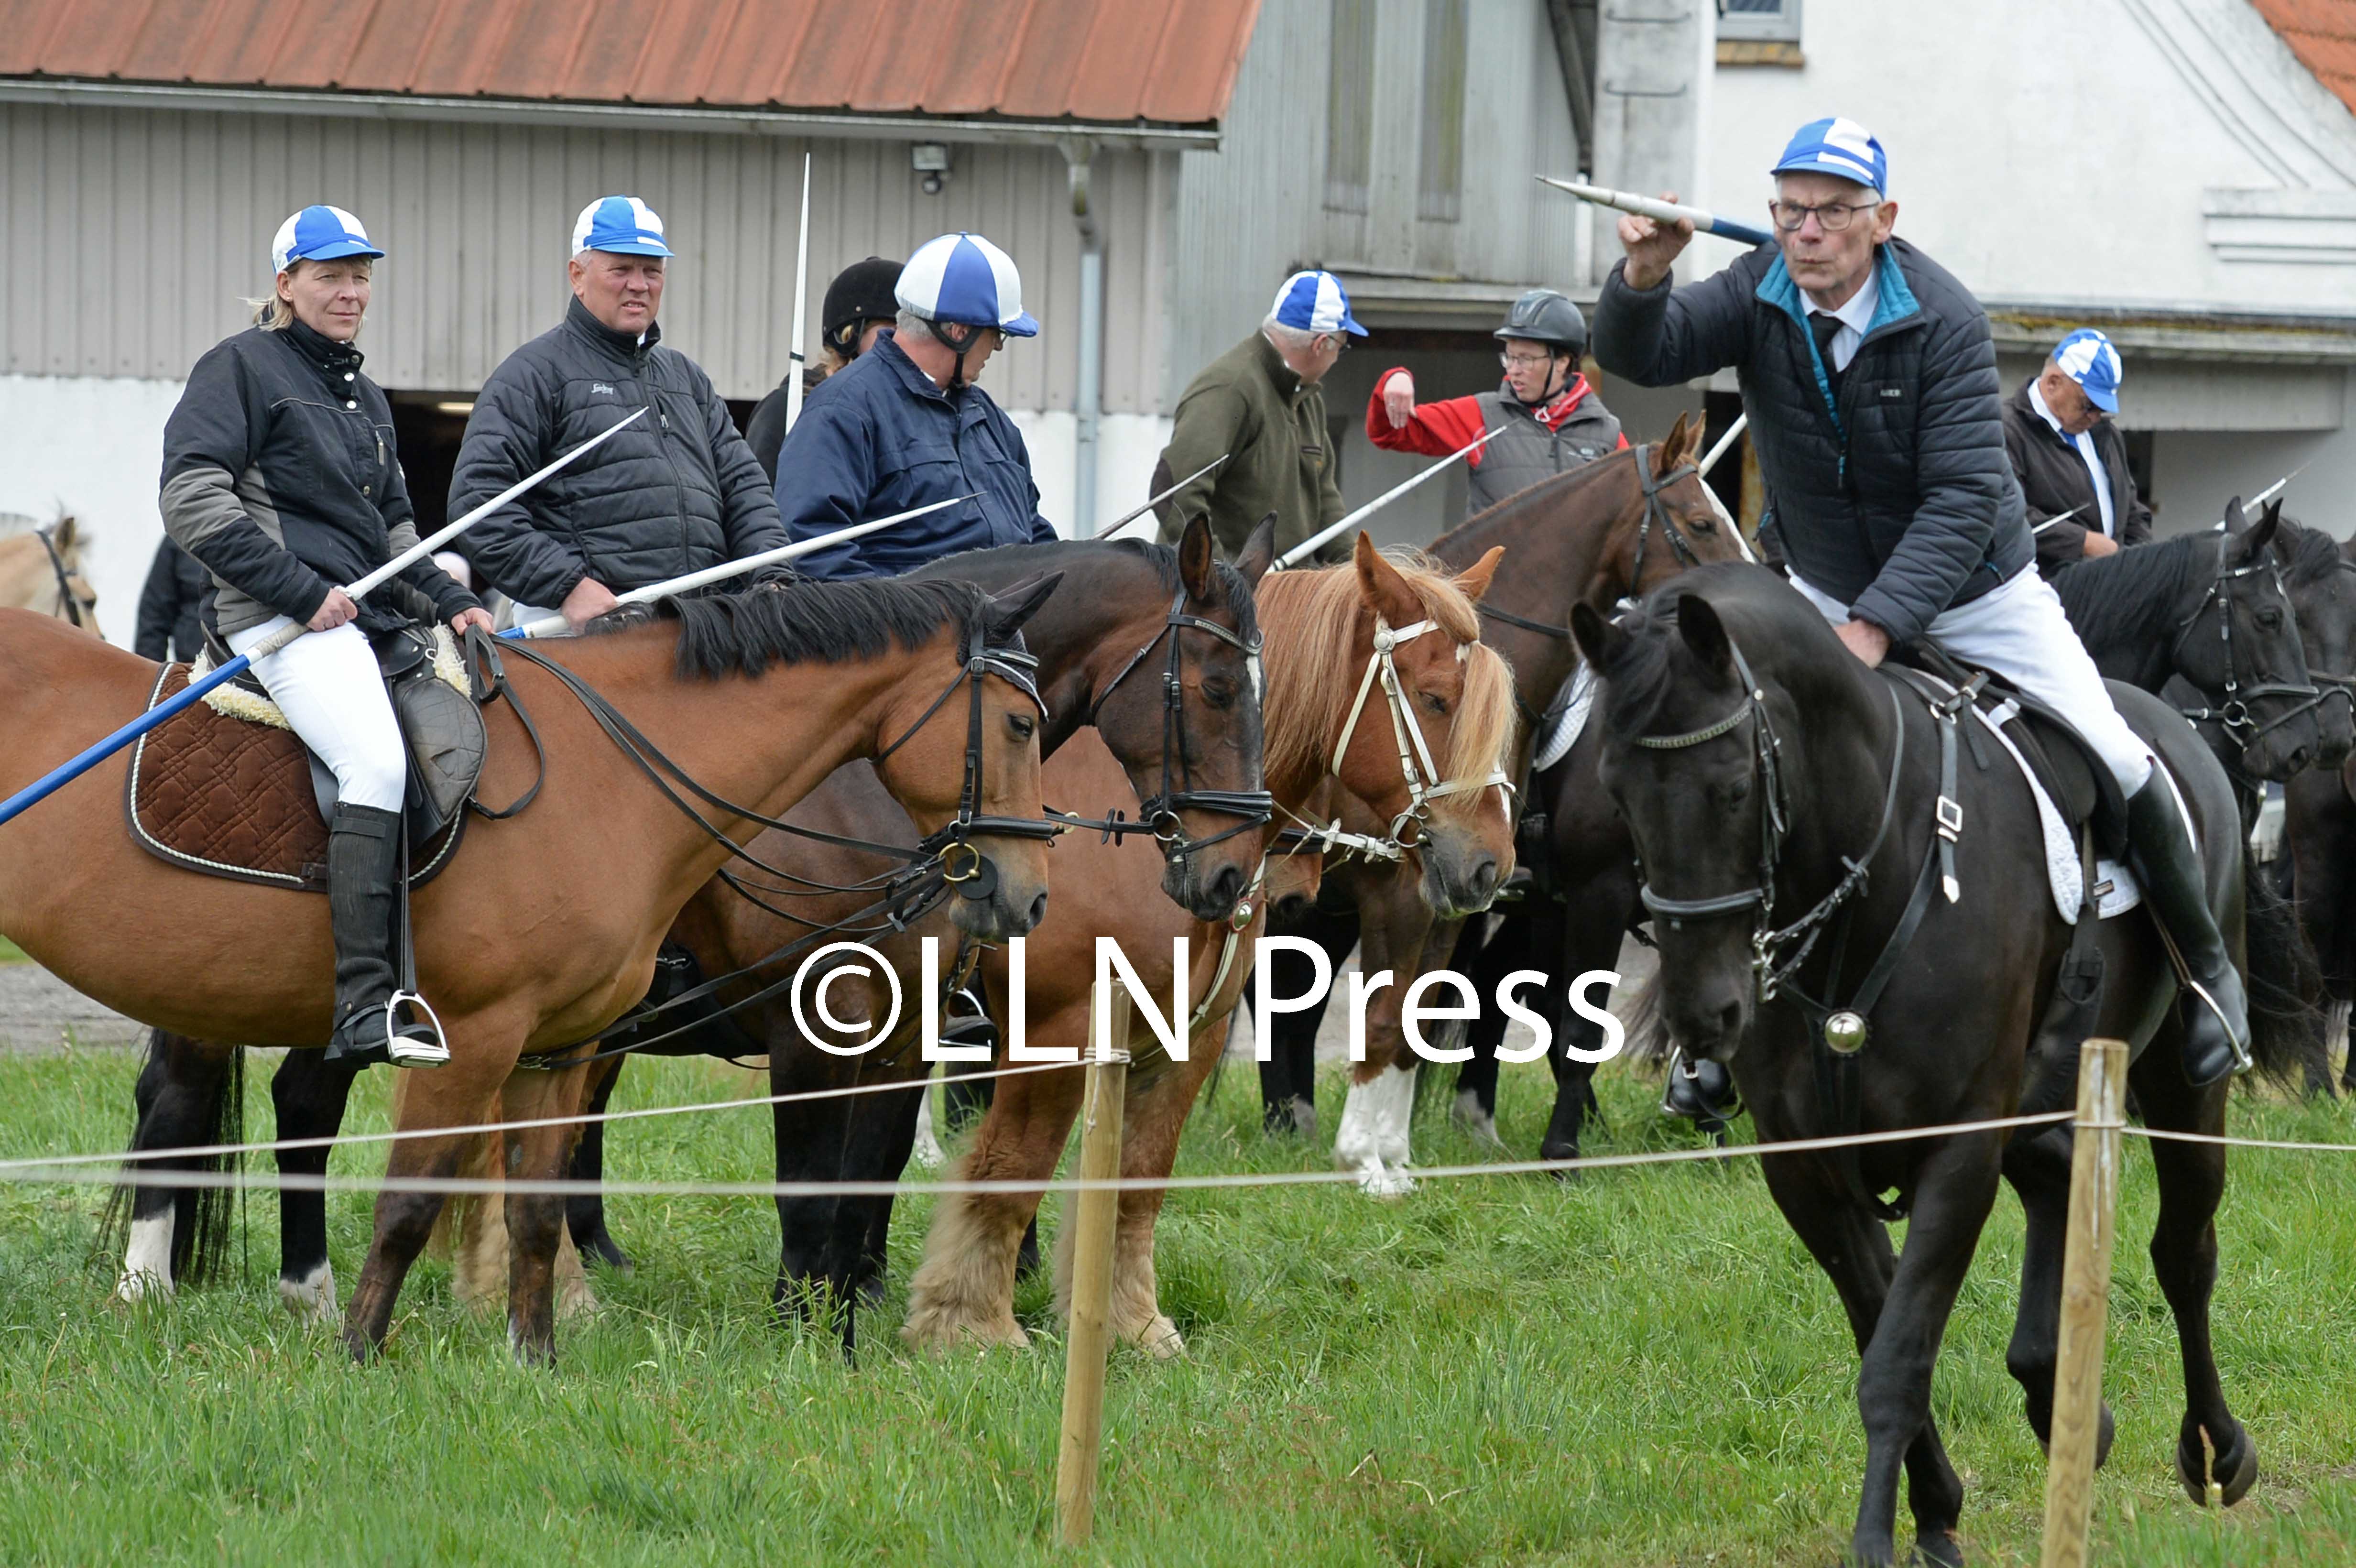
[
  {"x1": 1328, "y1": 613, "x2": 1510, "y2": 853},
  {"x1": 1080, "y1": 587, "x2": 1275, "y2": 863},
  {"x1": 2171, "y1": 532, "x2": 2319, "y2": 749}
]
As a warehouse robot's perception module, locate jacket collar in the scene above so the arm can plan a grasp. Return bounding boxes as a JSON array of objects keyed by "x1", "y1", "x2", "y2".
[
  {"x1": 873, "y1": 328, "x2": 959, "y2": 405},
  {"x1": 282, "y1": 317, "x2": 364, "y2": 376},
  {"x1": 1253, "y1": 330, "x2": 1307, "y2": 401},
  {"x1": 564, "y1": 296, "x2": 662, "y2": 363},
  {"x1": 2011, "y1": 378, "x2": 2086, "y2": 450},
  {"x1": 1505, "y1": 372, "x2": 1596, "y2": 428},
  {"x1": 1755, "y1": 242, "x2": 1921, "y2": 343}
]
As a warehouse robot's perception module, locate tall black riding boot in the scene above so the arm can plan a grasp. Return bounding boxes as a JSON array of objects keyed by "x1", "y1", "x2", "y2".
[
  {"x1": 2125, "y1": 774, "x2": 2249, "y2": 1089},
  {"x1": 324, "y1": 803, "x2": 447, "y2": 1069}
]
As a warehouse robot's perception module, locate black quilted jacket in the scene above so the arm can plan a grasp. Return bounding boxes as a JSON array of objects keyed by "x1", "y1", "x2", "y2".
[{"x1": 1593, "y1": 238, "x2": 2031, "y2": 643}]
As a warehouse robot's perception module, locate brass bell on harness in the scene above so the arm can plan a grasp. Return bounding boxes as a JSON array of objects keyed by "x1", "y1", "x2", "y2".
[{"x1": 1823, "y1": 1010, "x2": 1869, "y2": 1055}]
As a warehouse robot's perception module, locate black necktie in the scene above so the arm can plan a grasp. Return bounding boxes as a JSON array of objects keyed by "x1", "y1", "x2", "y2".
[{"x1": 1810, "y1": 311, "x2": 1846, "y2": 397}]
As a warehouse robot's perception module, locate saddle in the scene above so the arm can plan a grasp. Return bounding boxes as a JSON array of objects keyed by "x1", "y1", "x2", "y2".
[{"x1": 124, "y1": 625, "x2": 508, "y2": 893}]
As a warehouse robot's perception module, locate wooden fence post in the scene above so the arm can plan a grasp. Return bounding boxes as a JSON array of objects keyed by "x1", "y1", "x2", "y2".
[
  {"x1": 1056, "y1": 982, "x2": 1132, "y2": 1546},
  {"x1": 2039, "y1": 1037, "x2": 2129, "y2": 1568}
]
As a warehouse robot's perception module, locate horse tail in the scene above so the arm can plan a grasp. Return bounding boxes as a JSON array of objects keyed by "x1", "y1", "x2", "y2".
[
  {"x1": 1623, "y1": 969, "x2": 1672, "y2": 1069},
  {"x1": 94, "y1": 1033, "x2": 244, "y2": 1285},
  {"x1": 2243, "y1": 845, "x2": 2328, "y2": 1093}
]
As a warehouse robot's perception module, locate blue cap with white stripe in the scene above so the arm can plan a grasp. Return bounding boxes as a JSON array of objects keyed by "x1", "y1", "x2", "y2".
[
  {"x1": 271, "y1": 206, "x2": 383, "y2": 274},
  {"x1": 896, "y1": 233, "x2": 1037, "y2": 336},
  {"x1": 2052, "y1": 328, "x2": 2123, "y2": 414},
  {"x1": 572, "y1": 196, "x2": 673, "y2": 258},
  {"x1": 1771, "y1": 116, "x2": 1887, "y2": 196},
  {"x1": 1270, "y1": 270, "x2": 1367, "y2": 337}
]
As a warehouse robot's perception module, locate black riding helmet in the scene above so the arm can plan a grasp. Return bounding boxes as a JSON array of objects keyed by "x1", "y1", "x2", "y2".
[
  {"x1": 1494, "y1": 289, "x2": 1587, "y2": 359},
  {"x1": 823, "y1": 257, "x2": 903, "y2": 357}
]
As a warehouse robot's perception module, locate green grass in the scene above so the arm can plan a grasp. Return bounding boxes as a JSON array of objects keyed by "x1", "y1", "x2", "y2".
[
  {"x1": 0, "y1": 937, "x2": 28, "y2": 964},
  {"x1": 3, "y1": 1049, "x2": 2356, "y2": 1566}
]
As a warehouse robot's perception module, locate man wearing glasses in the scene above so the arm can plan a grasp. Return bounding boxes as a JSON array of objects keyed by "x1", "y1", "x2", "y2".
[
  {"x1": 1155, "y1": 270, "x2": 1363, "y2": 564},
  {"x1": 2003, "y1": 328, "x2": 2152, "y2": 579},
  {"x1": 1364, "y1": 289, "x2": 1627, "y2": 518},
  {"x1": 1594, "y1": 116, "x2": 2251, "y2": 1092}
]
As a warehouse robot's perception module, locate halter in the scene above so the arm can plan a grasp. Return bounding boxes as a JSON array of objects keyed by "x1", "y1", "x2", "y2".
[
  {"x1": 33, "y1": 526, "x2": 96, "y2": 635},
  {"x1": 1078, "y1": 587, "x2": 1275, "y2": 863},
  {"x1": 2170, "y1": 531, "x2": 2320, "y2": 749},
  {"x1": 1328, "y1": 613, "x2": 1511, "y2": 851}
]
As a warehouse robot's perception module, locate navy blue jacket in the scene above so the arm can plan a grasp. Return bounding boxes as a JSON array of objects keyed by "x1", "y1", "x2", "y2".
[
  {"x1": 1593, "y1": 239, "x2": 2031, "y2": 644},
  {"x1": 777, "y1": 331, "x2": 1056, "y2": 578}
]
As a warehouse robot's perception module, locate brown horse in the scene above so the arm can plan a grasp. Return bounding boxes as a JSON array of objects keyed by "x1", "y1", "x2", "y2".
[
  {"x1": 0, "y1": 513, "x2": 100, "y2": 633},
  {"x1": 900, "y1": 533, "x2": 1517, "y2": 1356},
  {"x1": 0, "y1": 575, "x2": 1057, "y2": 1361}
]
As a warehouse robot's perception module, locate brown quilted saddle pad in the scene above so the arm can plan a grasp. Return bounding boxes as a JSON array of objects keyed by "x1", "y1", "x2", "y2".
[{"x1": 124, "y1": 664, "x2": 457, "y2": 893}]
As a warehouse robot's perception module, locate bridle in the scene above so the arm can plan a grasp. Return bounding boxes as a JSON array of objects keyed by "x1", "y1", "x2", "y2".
[
  {"x1": 33, "y1": 526, "x2": 98, "y2": 635},
  {"x1": 1075, "y1": 587, "x2": 1274, "y2": 864},
  {"x1": 2170, "y1": 531, "x2": 2320, "y2": 751},
  {"x1": 1327, "y1": 612, "x2": 1511, "y2": 851}
]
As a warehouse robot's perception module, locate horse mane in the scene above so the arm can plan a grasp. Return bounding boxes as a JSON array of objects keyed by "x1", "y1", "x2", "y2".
[
  {"x1": 2048, "y1": 530, "x2": 2206, "y2": 652},
  {"x1": 1428, "y1": 443, "x2": 1636, "y2": 556},
  {"x1": 919, "y1": 535, "x2": 1258, "y2": 645},
  {"x1": 1254, "y1": 548, "x2": 1515, "y2": 808},
  {"x1": 2271, "y1": 514, "x2": 2344, "y2": 590},
  {"x1": 655, "y1": 576, "x2": 989, "y2": 680}
]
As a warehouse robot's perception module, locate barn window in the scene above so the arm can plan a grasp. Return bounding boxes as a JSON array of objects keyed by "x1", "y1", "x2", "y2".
[
  {"x1": 1719, "y1": 0, "x2": 1801, "y2": 43},
  {"x1": 1325, "y1": 0, "x2": 1376, "y2": 214},
  {"x1": 1418, "y1": 0, "x2": 1468, "y2": 223}
]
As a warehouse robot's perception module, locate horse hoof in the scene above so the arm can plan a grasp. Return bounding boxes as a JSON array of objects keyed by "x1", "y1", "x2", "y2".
[
  {"x1": 113, "y1": 1268, "x2": 171, "y2": 1306},
  {"x1": 2177, "y1": 1418, "x2": 2258, "y2": 1507},
  {"x1": 1354, "y1": 1161, "x2": 1415, "y2": 1198},
  {"x1": 1912, "y1": 1528, "x2": 1965, "y2": 1567},
  {"x1": 276, "y1": 1263, "x2": 338, "y2": 1325},
  {"x1": 899, "y1": 1314, "x2": 1030, "y2": 1355},
  {"x1": 1134, "y1": 1316, "x2": 1186, "y2": 1360},
  {"x1": 578, "y1": 1234, "x2": 633, "y2": 1275},
  {"x1": 2095, "y1": 1401, "x2": 2116, "y2": 1470}
]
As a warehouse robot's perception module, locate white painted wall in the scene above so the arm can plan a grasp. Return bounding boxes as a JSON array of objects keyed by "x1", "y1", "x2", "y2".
[
  {"x1": 0, "y1": 373, "x2": 181, "y2": 645},
  {"x1": 1003, "y1": 410, "x2": 1176, "y2": 537}
]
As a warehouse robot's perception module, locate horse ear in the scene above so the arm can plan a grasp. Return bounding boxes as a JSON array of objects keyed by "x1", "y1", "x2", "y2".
[
  {"x1": 1655, "y1": 411, "x2": 1691, "y2": 476},
  {"x1": 983, "y1": 571, "x2": 1064, "y2": 640},
  {"x1": 1675, "y1": 593, "x2": 1734, "y2": 676},
  {"x1": 2221, "y1": 494, "x2": 2248, "y2": 532},
  {"x1": 2234, "y1": 499, "x2": 2284, "y2": 565},
  {"x1": 1353, "y1": 532, "x2": 1424, "y2": 627},
  {"x1": 1233, "y1": 514, "x2": 1278, "y2": 588},
  {"x1": 1569, "y1": 601, "x2": 1627, "y2": 670},
  {"x1": 1177, "y1": 515, "x2": 1220, "y2": 606},
  {"x1": 53, "y1": 514, "x2": 77, "y2": 553},
  {"x1": 1451, "y1": 545, "x2": 1505, "y2": 606}
]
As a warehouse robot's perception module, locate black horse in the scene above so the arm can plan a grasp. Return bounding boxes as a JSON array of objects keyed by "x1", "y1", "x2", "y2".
[{"x1": 1571, "y1": 564, "x2": 2309, "y2": 1568}]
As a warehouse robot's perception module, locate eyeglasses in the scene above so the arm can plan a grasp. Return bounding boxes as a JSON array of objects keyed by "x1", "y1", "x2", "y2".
[
  {"x1": 1325, "y1": 334, "x2": 1353, "y2": 354},
  {"x1": 1499, "y1": 351, "x2": 1557, "y2": 370},
  {"x1": 1769, "y1": 199, "x2": 1879, "y2": 233}
]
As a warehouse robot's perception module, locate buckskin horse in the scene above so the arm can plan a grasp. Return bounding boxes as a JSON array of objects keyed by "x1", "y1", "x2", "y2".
[
  {"x1": 0, "y1": 512, "x2": 100, "y2": 633},
  {"x1": 1572, "y1": 563, "x2": 2311, "y2": 1568},
  {"x1": 900, "y1": 534, "x2": 1516, "y2": 1356},
  {"x1": 0, "y1": 574, "x2": 1057, "y2": 1363}
]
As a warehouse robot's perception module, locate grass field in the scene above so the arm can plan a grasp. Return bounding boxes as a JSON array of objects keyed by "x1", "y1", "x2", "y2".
[{"x1": 2, "y1": 1046, "x2": 2356, "y2": 1567}]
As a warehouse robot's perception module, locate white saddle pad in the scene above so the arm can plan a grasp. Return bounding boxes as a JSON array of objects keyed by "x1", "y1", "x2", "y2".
[
  {"x1": 1973, "y1": 697, "x2": 2140, "y2": 924},
  {"x1": 1534, "y1": 663, "x2": 1596, "y2": 772}
]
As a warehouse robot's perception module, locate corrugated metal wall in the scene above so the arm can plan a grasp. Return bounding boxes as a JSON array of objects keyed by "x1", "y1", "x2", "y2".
[
  {"x1": 1166, "y1": 0, "x2": 1581, "y2": 401},
  {"x1": 0, "y1": 102, "x2": 1170, "y2": 411}
]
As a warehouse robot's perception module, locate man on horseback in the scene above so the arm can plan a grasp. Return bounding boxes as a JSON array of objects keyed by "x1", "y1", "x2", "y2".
[
  {"x1": 777, "y1": 232, "x2": 1057, "y2": 579},
  {"x1": 2004, "y1": 328, "x2": 2153, "y2": 579},
  {"x1": 1365, "y1": 289, "x2": 1627, "y2": 517},
  {"x1": 1593, "y1": 116, "x2": 2247, "y2": 1089},
  {"x1": 159, "y1": 206, "x2": 492, "y2": 1068},
  {"x1": 451, "y1": 196, "x2": 791, "y2": 631}
]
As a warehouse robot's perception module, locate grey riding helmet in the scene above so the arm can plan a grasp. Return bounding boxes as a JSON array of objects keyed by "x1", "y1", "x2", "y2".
[{"x1": 1494, "y1": 289, "x2": 1587, "y2": 358}]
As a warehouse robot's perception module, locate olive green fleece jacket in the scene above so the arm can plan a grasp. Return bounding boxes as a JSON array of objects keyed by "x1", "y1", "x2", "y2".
[{"x1": 1154, "y1": 330, "x2": 1348, "y2": 564}]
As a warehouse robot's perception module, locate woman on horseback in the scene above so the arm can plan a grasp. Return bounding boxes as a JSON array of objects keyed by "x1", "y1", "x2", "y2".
[{"x1": 158, "y1": 206, "x2": 493, "y2": 1068}]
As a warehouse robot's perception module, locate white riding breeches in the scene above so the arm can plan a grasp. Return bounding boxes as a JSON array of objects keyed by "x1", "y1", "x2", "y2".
[
  {"x1": 1792, "y1": 566, "x2": 2155, "y2": 796},
  {"x1": 226, "y1": 616, "x2": 408, "y2": 812}
]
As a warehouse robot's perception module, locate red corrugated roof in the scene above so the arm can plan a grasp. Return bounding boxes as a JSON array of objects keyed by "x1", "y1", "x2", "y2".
[
  {"x1": 0, "y1": 0, "x2": 1261, "y2": 127},
  {"x1": 2251, "y1": 0, "x2": 2356, "y2": 117}
]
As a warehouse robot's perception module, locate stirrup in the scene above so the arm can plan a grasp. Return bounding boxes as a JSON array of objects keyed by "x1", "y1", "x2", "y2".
[
  {"x1": 2177, "y1": 975, "x2": 2254, "y2": 1078},
  {"x1": 383, "y1": 991, "x2": 450, "y2": 1069}
]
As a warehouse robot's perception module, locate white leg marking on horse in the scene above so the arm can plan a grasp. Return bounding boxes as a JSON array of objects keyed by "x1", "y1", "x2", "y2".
[
  {"x1": 1334, "y1": 1063, "x2": 1418, "y2": 1196},
  {"x1": 278, "y1": 1262, "x2": 338, "y2": 1323},
  {"x1": 116, "y1": 1214, "x2": 175, "y2": 1302},
  {"x1": 1451, "y1": 1086, "x2": 1502, "y2": 1147},
  {"x1": 909, "y1": 1081, "x2": 946, "y2": 1171}
]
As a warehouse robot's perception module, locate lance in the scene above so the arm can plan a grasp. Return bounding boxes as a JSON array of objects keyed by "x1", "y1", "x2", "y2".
[
  {"x1": 2031, "y1": 501, "x2": 2091, "y2": 535},
  {"x1": 2249, "y1": 462, "x2": 2307, "y2": 510},
  {"x1": 1276, "y1": 427, "x2": 1506, "y2": 568},
  {"x1": 782, "y1": 152, "x2": 814, "y2": 435},
  {"x1": 1091, "y1": 455, "x2": 1233, "y2": 539},
  {"x1": 506, "y1": 496, "x2": 973, "y2": 638},
  {"x1": 1536, "y1": 176, "x2": 1775, "y2": 248},
  {"x1": 1699, "y1": 413, "x2": 1747, "y2": 477},
  {"x1": 0, "y1": 410, "x2": 649, "y2": 831}
]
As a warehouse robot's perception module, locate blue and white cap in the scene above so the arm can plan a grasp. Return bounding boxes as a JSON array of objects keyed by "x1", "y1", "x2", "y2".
[
  {"x1": 271, "y1": 206, "x2": 382, "y2": 274},
  {"x1": 2052, "y1": 328, "x2": 2123, "y2": 414},
  {"x1": 896, "y1": 233, "x2": 1038, "y2": 336},
  {"x1": 1270, "y1": 270, "x2": 1367, "y2": 337},
  {"x1": 572, "y1": 196, "x2": 672, "y2": 258},
  {"x1": 1771, "y1": 116, "x2": 1887, "y2": 196}
]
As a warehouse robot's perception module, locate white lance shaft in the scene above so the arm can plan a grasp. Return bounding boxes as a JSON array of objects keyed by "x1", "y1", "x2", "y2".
[
  {"x1": 1699, "y1": 414, "x2": 1747, "y2": 477},
  {"x1": 782, "y1": 152, "x2": 813, "y2": 435},
  {"x1": 1276, "y1": 426, "x2": 1506, "y2": 568},
  {"x1": 1091, "y1": 455, "x2": 1234, "y2": 539},
  {"x1": 507, "y1": 496, "x2": 974, "y2": 639}
]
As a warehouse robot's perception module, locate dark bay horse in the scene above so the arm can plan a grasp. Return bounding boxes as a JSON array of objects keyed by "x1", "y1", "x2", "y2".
[
  {"x1": 4, "y1": 576, "x2": 1058, "y2": 1362},
  {"x1": 901, "y1": 535, "x2": 1516, "y2": 1355},
  {"x1": 1573, "y1": 564, "x2": 2304, "y2": 1567},
  {"x1": 116, "y1": 525, "x2": 1268, "y2": 1339}
]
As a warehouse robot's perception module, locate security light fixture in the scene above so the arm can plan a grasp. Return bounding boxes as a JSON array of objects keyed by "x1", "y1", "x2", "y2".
[{"x1": 912, "y1": 142, "x2": 950, "y2": 196}]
